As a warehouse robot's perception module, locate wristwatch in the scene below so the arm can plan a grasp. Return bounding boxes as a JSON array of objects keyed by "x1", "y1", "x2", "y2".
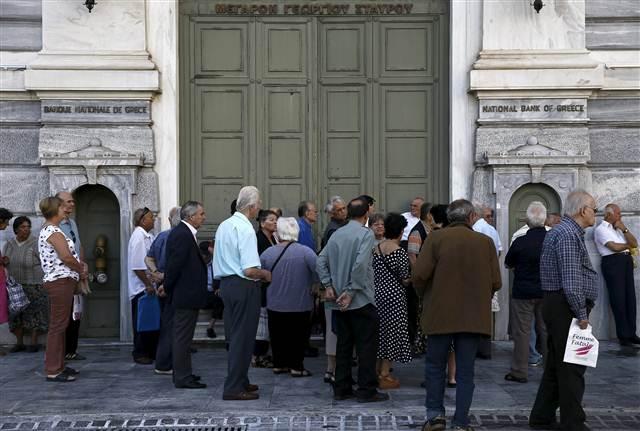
[{"x1": 623, "y1": 228, "x2": 629, "y2": 234}]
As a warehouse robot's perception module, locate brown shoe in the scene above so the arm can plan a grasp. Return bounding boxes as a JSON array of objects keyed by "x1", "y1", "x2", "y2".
[
  {"x1": 223, "y1": 391, "x2": 259, "y2": 401},
  {"x1": 246, "y1": 383, "x2": 259, "y2": 392},
  {"x1": 378, "y1": 374, "x2": 400, "y2": 390}
]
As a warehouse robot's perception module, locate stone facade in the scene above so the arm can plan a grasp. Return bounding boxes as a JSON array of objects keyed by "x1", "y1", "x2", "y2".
[{"x1": 1, "y1": 0, "x2": 638, "y2": 342}]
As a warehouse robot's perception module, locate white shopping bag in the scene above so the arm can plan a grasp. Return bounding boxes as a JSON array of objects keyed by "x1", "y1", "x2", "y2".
[{"x1": 563, "y1": 318, "x2": 599, "y2": 368}]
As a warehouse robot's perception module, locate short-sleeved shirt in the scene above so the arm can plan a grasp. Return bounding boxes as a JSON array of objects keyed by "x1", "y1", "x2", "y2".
[
  {"x1": 147, "y1": 229, "x2": 171, "y2": 273},
  {"x1": 594, "y1": 220, "x2": 628, "y2": 256},
  {"x1": 401, "y1": 212, "x2": 420, "y2": 241},
  {"x1": 260, "y1": 242, "x2": 318, "y2": 312},
  {"x1": 213, "y1": 212, "x2": 261, "y2": 280},
  {"x1": 127, "y1": 226, "x2": 154, "y2": 299},
  {"x1": 38, "y1": 224, "x2": 80, "y2": 283},
  {"x1": 59, "y1": 218, "x2": 82, "y2": 255}
]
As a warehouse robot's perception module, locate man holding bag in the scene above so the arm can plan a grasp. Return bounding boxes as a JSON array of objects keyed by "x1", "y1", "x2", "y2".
[{"x1": 529, "y1": 190, "x2": 599, "y2": 431}]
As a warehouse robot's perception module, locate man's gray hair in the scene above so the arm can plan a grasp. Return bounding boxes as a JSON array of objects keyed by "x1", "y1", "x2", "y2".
[
  {"x1": 277, "y1": 217, "x2": 300, "y2": 242},
  {"x1": 325, "y1": 195, "x2": 345, "y2": 214},
  {"x1": 526, "y1": 201, "x2": 547, "y2": 228},
  {"x1": 563, "y1": 189, "x2": 593, "y2": 217},
  {"x1": 236, "y1": 186, "x2": 260, "y2": 212},
  {"x1": 180, "y1": 201, "x2": 202, "y2": 220},
  {"x1": 169, "y1": 206, "x2": 182, "y2": 228},
  {"x1": 447, "y1": 199, "x2": 475, "y2": 223},
  {"x1": 473, "y1": 202, "x2": 488, "y2": 216}
]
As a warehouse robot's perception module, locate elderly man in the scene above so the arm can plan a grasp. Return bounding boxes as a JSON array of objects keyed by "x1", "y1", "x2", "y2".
[
  {"x1": 529, "y1": 190, "x2": 599, "y2": 431},
  {"x1": 56, "y1": 191, "x2": 86, "y2": 362},
  {"x1": 317, "y1": 197, "x2": 388, "y2": 403},
  {"x1": 297, "y1": 200, "x2": 318, "y2": 251},
  {"x1": 504, "y1": 202, "x2": 548, "y2": 384},
  {"x1": 214, "y1": 186, "x2": 271, "y2": 401},
  {"x1": 145, "y1": 206, "x2": 181, "y2": 375},
  {"x1": 321, "y1": 196, "x2": 347, "y2": 249},
  {"x1": 164, "y1": 201, "x2": 208, "y2": 389},
  {"x1": 594, "y1": 203, "x2": 639, "y2": 347},
  {"x1": 413, "y1": 199, "x2": 501, "y2": 431},
  {"x1": 401, "y1": 196, "x2": 425, "y2": 247},
  {"x1": 127, "y1": 207, "x2": 157, "y2": 365}
]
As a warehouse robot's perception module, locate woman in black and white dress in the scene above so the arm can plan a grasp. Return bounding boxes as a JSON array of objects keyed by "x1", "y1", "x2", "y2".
[{"x1": 372, "y1": 212, "x2": 412, "y2": 389}]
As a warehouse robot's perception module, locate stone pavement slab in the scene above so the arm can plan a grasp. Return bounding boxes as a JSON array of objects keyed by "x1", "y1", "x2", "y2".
[{"x1": 0, "y1": 341, "x2": 638, "y2": 430}]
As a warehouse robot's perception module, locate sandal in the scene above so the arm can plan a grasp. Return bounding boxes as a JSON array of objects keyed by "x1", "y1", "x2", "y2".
[
  {"x1": 323, "y1": 371, "x2": 335, "y2": 384},
  {"x1": 272, "y1": 368, "x2": 290, "y2": 374},
  {"x1": 46, "y1": 373, "x2": 76, "y2": 382},
  {"x1": 65, "y1": 352, "x2": 86, "y2": 361},
  {"x1": 64, "y1": 367, "x2": 79, "y2": 376},
  {"x1": 290, "y1": 369, "x2": 312, "y2": 377},
  {"x1": 504, "y1": 373, "x2": 527, "y2": 383}
]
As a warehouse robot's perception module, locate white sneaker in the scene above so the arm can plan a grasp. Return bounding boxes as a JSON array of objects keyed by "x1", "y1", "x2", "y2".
[{"x1": 154, "y1": 368, "x2": 173, "y2": 375}]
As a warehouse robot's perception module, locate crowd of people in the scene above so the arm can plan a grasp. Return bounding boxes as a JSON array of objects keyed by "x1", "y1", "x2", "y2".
[{"x1": 1, "y1": 185, "x2": 639, "y2": 431}]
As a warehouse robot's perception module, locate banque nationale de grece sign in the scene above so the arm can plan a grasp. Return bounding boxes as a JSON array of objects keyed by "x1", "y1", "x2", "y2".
[{"x1": 214, "y1": 3, "x2": 414, "y2": 15}]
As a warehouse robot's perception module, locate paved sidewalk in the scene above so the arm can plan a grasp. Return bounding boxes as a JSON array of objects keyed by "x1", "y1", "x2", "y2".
[{"x1": 0, "y1": 340, "x2": 638, "y2": 430}]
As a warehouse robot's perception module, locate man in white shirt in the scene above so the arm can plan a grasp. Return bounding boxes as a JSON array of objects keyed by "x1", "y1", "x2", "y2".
[
  {"x1": 128, "y1": 207, "x2": 157, "y2": 364},
  {"x1": 401, "y1": 196, "x2": 424, "y2": 246},
  {"x1": 593, "y1": 203, "x2": 640, "y2": 347},
  {"x1": 472, "y1": 203, "x2": 502, "y2": 359}
]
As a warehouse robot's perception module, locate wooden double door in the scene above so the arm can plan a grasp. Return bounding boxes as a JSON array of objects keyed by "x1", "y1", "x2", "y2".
[{"x1": 180, "y1": 3, "x2": 449, "y2": 236}]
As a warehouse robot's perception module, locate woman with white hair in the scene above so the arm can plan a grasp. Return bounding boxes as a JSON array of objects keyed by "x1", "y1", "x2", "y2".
[{"x1": 259, "y1": 217, "x2": 318, "y2": 377}]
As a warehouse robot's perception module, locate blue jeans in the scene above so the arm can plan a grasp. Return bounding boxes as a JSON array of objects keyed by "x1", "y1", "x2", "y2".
[
  {"x1": 529, "y1": 318, "x2": 542, "y2": 364},
  {"x1": 425, "y1": 333, "x2": 481, "y2": 427}
]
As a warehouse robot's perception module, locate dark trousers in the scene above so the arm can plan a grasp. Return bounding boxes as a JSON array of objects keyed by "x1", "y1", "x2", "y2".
[
  {"x1": 220, "y1": 276, "x2": 261, "y2": 397},
  {"x1": 424, "y1": 333, "x2": 481, "y2": 428},
  {"x1": 65, "y1": 297, "x2": 80, "y2": 355},
  {"x1": 530, "y1": 292, "x2": 588, "y2": 431},
  {"x1": 131, "y1": 291, "x2": 160, "y2": 360},
  {"x1": 43, "y1": 278, "x2": 75, "y2": 375},
  {"x1": 268, "y1": 309, "x2": 310, "y2": 371},
  {"x1": 155, "y1": 296, "x2": 174, "y2": 371},
  {"x1": 172, "y1": 308, "x2": 199, "y2": 385},
  {"x1": 510, "y1": 298, "x2": 547, "y2": 379},
  {"x1": 334, "y1": 303, "x2": 379, "y2": 399},
  {"x1": 601, "y1": 253, "x2": 637, "y2": 340}
]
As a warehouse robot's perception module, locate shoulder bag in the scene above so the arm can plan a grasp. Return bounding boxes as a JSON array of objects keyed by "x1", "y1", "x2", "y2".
[{"x1": 6, "y1": 276, "x2": 30, "y2": 315}]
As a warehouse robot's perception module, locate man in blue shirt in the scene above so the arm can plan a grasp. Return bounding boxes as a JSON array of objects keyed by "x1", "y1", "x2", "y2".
[
  {"x1": 297, "y1": 200, "x2": 318, "y2": 252},
  {"x1": 529, "y1": 190, "x2": 598, "y2": 431},
  {"x1": 214, "y1": 186, "x2": 271, "y2": 401},
  {"x1": 144, "y1": 206, "x2": 181, "y2": 375}
]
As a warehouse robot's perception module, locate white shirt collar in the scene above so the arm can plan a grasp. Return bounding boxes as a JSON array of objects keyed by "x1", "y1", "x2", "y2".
[
  {"x1": 182, "y1": 220, "x2": 198, "y2": 240},
  {"x1": 135, "y1": 225, "x2": 153, "y2": 238}
]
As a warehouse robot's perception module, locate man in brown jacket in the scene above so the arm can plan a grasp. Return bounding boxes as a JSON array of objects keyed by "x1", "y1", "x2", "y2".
[{"x1": 413, "y1": 199, "x2": 501, "y2": 431}]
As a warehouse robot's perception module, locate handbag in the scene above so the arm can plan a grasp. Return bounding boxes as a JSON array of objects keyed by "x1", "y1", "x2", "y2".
[
  {"x1": 6, "y1": 276, "x2": 30, "y2": 315},
  {"x1": 563, "y1": 318, "x2": 599, "y2": 368},
  {"x1": 136, "y1": 292, "x2": 161, "y2": 332}
]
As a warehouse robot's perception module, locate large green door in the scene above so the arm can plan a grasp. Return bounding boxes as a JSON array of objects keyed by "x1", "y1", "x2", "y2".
[{"x1": 180, "y1": 2, "x2": 448, "y2": 236}]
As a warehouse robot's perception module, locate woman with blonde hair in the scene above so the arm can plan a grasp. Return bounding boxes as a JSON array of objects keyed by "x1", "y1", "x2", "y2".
[{"x1": 38, "y1": 196, "x2": 88, "y2": 382}]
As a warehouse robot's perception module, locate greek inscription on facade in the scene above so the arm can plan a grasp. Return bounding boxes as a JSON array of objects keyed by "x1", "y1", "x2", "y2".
[{"x1": 214, "y1": 3, "x2": 414, "y2": 15}]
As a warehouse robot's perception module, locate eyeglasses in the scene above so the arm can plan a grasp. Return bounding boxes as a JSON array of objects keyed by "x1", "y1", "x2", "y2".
[{"x1": 585, "y1": 206, "x2": 598, "y2": 213}]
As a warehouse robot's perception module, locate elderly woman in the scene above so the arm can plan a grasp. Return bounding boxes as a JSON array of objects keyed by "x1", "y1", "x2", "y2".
[
  {"x1": 4, "y1": 216, "x2": 48, "y2": 353},
  {"x1": 260, "y1": 217, "x2": 317, "y2": 377},
  {"x1": 0, "y1": 208, "x2": 14, "y2": 356},
  {"x1": 369, "y1": 213, "x2": 385, "y2": 245},
  {"x1": 372, "y1": 213, "x2": 412, "y2": 389},
  {"x1": 38, "y1": 197, "x2": 88, "y2": 382},
  {"x1": 252, "y1": 209, "x2": 279, "y2": 368}
]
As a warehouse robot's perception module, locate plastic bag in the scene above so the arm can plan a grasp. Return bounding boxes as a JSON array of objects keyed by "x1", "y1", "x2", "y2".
[
  {"x1": 563, "y1": 318, "x2": 599, "y2": 368},
  {"x1": 136, "y1": 292, "x2": 161, "y2": 332}
]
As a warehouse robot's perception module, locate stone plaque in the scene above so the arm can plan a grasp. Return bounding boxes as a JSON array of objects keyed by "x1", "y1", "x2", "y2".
[
  {"x1": 41, "y1": 100, "x2": 151, "y2": 123},
  {"x1": 479, "y1": 98, "x2": 588, "y2": 122}
]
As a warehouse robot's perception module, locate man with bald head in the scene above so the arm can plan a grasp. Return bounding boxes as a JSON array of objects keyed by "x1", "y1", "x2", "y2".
[
  {"x1": 56, "y1": 191, "x2": 86, "y2": 361},
  {"x1": 529, "y1": 190, "x2": 599, "y2": 431},
  {"x1": 594, "y1": 203, "x2": 639, "y2": 348}
]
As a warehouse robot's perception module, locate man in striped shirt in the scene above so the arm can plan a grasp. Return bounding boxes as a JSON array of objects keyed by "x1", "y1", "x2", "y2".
[{"x1": 529, "y1": 190, "x2": 598, "y2": 431}]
